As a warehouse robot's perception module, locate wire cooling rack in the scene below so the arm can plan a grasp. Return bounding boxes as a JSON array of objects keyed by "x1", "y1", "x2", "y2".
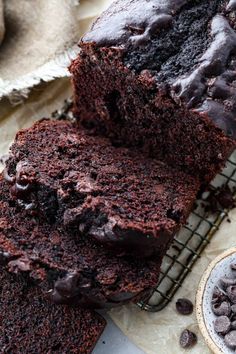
[
  {"x1": 138, "y1": 152, "x2": 236, "y2": 312},
  {"x1": 53, "y1": 99, "x2": 236, "y2": 313}
]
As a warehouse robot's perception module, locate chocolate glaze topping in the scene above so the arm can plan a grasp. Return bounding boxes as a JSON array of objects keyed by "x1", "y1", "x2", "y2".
[
  {"x1": 172, "y1": 14, "x2": 236, "y2": 137},
  {"x1": 83, "y1": 0, "x2": 187, "y2": 47},
  {"x1": 172, "y1": 15, "x2": 236, "y2": 107},
  {"x1": 83, "y1": 0, "x2": 236, "y2": 139}
]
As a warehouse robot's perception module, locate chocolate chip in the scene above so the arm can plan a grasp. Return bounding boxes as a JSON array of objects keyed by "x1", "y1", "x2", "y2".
[
  {"x1": 48, "y1": 288, "x2": 66, "y2": 304},
  {"x1": 211, "y1": 286, "x2": 227, "y2": 304},
  {"x1": 212, "y1": 301, "x2": 231, "y2": 317},
  {"x1": 176, "y1": 298, "x2": 193, "y2": 315},
  {"x1": 231, "y1": 264, "x2": 236, "y2": 271},
  {"x1": 231, "y1": 321, "x2": 236, "y2": 330},
  {"x1": 167, "y1": 209, "x2": 182, "y2": 222},
  {"x1": 54, "y1": 272, "x2": 80, "y2": 298},
  {"x1": 205, "y1": 185, "x2": 235, "y2": 213},
  {"x1": 0, "y1": 251, "x2": 11, "y2": 265},
  {"x1": 214, "y1": 316, "x2": 231, "y2": 335},
  {"x1": 224, "y1": 330, "x2": 236, "y2": 349},
  {"x1": 220, "y1": 277, "x2": 236, "y2": 289},
  {"x1": 227, "y1": 286, "x2": 236, "y2": 303},
  {"x1": 179, "y1": 329, "x2": 197, "y2": 349}
]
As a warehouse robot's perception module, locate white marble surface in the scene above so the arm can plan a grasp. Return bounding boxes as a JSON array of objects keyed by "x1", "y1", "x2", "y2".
[{"x1": 94, "y1": 314, "x2": 145, "y2": 354}]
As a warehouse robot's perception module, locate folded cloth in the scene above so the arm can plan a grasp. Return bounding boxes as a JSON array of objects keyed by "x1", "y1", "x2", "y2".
[
  {"x1": 0, "y1": 0, "x2": 113, "y2": 101},
  {"x1": 0, "y1": 0, "x2": 82, "y2": 99}
]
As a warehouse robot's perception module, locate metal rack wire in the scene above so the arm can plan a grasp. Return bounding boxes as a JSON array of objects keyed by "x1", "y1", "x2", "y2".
[
  {"x1": 54, "y1": 99, "x2": 236, "y2": 313},
  {"x1": 138, "y1": 152, "x2": 236, "y2": 312}
]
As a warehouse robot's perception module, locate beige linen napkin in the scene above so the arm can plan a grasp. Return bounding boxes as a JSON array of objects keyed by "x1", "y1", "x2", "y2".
[
  {"x1": 0, "y1": 0, "x2": 81, "y2": 99},
  {"x1": 0, "y1": 0, "x2": 113, "y2": 100}
]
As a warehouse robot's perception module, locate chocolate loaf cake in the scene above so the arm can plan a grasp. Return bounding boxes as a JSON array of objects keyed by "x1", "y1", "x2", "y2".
[
  {"x1": 70, "y1": 0, "x2": 236, "y2": 181},
  {"x1": 5, "y1": 119, "x2": 199, "y2": 257},
  {"x1": 0, "y1": 175, "x2": 162, "y2": 308},
  {"x1": 0, "y1": 269, "x2": 106, "y2": 353}
]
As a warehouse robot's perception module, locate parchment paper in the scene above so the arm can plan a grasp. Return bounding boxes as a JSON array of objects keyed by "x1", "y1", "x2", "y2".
[{"x1": 1, "y1": 1, "x2": 236, "y2": 353}]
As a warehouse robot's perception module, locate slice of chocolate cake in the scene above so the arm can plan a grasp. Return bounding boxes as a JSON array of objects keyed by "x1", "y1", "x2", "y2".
[
  {"x1": 0, "y1": 176, "x2": 162, "y2": 308},
  {"x1": 0, "y1": 269, "x2": 106, "y2": 353},
  {"x1": 5, "y1": 119, "x2": 199, "y2": 257},
  {"x1": 70, "y1": 0, "x2": 236, "y2": 182}
]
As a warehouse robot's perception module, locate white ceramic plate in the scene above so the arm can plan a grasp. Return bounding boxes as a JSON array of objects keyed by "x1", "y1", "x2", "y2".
[{"x1": 196, "y1": 247, "x2": 236, "y2": 354}]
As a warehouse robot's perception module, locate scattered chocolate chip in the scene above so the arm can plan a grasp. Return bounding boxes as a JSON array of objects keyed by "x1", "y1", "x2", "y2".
[
  {"x1": 227, "y1": 286, "x2": 236, "y2": 304},
  {"x1": 179, "y1": 329, "x2": 197, "y2": 349},
  {"x1": 205, "y1": 185, "x2": 235, "y2": 213},
  {"x1": 176, "y1": 298, "x2": 193, "y2": 315},
  {"x1": 212, "y1": 301, "x2": 231, "y2": 317},
  {"x1": 224, "y1": 330, "x2": 236, "y2": 349},
  {"x1": 217, "y1": 186, "x2": 235, "y2": 209},
  {"x1": 214, "y1": 316, "x2": 231, "y2": 335}
]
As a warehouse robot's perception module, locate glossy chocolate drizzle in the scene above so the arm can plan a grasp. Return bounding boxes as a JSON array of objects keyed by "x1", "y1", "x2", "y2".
[
  {"x1": 83, "y1": 0, "x2": 236, "y2": 139},
  {"x1": 83, "y1": 0, "x2": 187, "y2": 47},
  {"x1": 172, "y1": 14, "x2": 236, "y2": 137}
]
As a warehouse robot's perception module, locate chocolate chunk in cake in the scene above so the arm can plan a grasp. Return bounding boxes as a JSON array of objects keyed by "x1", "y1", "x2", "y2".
[
  {"x1": 0, "y1": 269, "x2": 105, "y2": 354},
  {"x1": 0, "y1": 175, "x2": 162, "y2": 308},
  {"x1": 70, "y1": 0, "x2": 236, "y2": 182},
  {"x1": 5, "y1": 119, "x2": 199, "y2": 257}
]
